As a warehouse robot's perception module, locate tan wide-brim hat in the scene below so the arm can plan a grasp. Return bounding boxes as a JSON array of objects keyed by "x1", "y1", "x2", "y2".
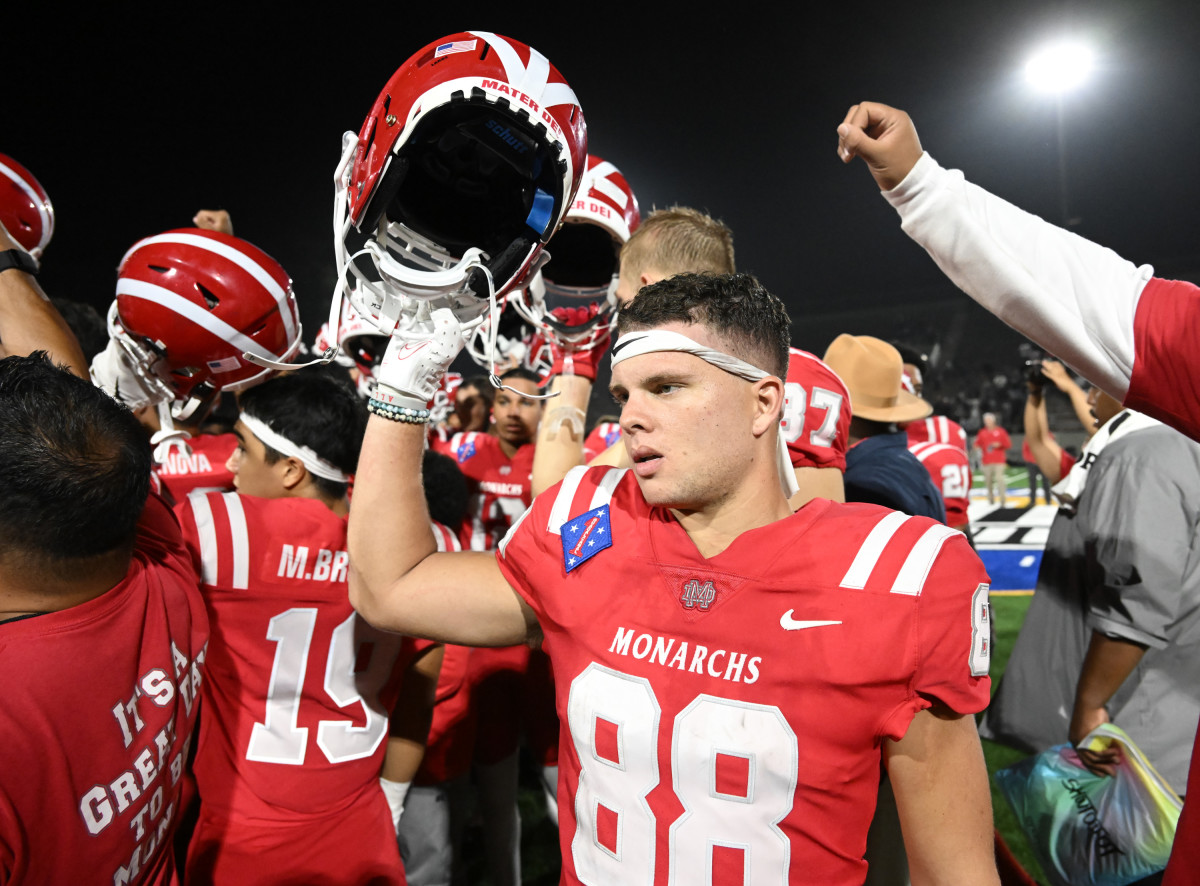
[{"x1": 822, "y1": 334, "x2": 933, "y2": 424}]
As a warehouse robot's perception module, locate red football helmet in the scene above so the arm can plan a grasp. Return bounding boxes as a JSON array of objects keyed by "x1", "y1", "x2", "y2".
[
  {"x1": 507, "y1": 154, "x2": 640, "y2": 357},
  {"x1": 332, "y1": 30, "x2": 588, "y2": 343},
  {"x1": 109, "y1": 229, "x2": 302, "y2": 418},
  {"x1": 0, "y1": 154, "x2": 55, "y2": 259}
]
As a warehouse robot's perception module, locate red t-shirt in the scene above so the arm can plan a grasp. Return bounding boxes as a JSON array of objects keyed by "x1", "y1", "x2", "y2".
[
  {"x1": 908, "y1": 441, "x2": 972, "y2": 528},
  {"x1": 0, "y1": 493, "x2": 208, "y2": 886},
  {"x1": 154, "y1": 433, "x2": 238, "y2": 502},
  {"x1": 973, "y1": 427, "x2": 1012, "y2": 464},
  {"x1": 496, "y1": 466, "x2": 991, "y2": 885},
  {"x1": 175, "y1": 492, "x2": 418, "y2": 885},
  {"x1": 781, "y1": 347, "x2": 852, "y2": 471}
]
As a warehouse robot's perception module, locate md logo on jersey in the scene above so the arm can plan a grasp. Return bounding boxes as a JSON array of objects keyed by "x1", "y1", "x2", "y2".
[
  {"x1": 680, "y1": 579, "x2": 716, "y2": 611},
  {"x1": 561, "y1": 504, "x2": 613, "y2": 573},
  {"x1": 456, "y1": 439, "x2": 477, "y2": 464}
]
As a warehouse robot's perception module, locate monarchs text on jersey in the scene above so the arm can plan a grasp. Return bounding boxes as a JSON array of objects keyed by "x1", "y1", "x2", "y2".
[{"x1": 496, "y1": 466, "x2": 991, "y2": 885}]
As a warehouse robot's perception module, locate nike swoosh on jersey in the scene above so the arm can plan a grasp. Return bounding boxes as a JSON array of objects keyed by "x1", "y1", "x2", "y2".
[
  {"x1": 609, "y1": 334, "x2": 647, "y2": 358},
  {"x1": 779, "y1": 610, "x2": 843, "y2": 631}
]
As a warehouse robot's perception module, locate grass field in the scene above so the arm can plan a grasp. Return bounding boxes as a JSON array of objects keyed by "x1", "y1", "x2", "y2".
[
  {"x1": 459, "y1": 592, "x2": 1049, "y2": 884},
  {"x1": 985, "y1": 592, "x2": 1047, "y2": 882}
]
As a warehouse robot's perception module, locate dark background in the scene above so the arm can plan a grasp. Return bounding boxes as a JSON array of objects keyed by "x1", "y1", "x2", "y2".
[{"x1": 9, "y1": 1, "x2": 1200, "y2": 361}]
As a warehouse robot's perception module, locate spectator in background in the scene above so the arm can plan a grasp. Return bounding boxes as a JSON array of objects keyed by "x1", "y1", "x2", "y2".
[
  {"x1": 973, "y1": 413, "x2": 1011, "y2": 506},
  {"x1": 823, "y1": 334, "x2": 944, "y2": 522}
]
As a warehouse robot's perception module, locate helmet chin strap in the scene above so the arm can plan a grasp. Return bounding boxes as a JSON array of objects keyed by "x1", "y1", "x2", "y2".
[{"x1": 151, "y1": 401, "x2": 193, "y2": 463}]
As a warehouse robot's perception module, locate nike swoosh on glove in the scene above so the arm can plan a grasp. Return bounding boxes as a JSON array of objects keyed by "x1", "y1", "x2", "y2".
[{"x1": 373, "y1": 307, "x2": 467, "y2": 412}]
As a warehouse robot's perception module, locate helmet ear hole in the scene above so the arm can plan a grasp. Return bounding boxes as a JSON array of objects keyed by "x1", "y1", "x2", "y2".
[{"x1": 196, "y1": 283, "x2": 220, "y2": 309}]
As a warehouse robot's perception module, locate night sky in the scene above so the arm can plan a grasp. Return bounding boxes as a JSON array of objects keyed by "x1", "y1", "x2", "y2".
[{"x1": 9, "y1": 1, "x2": 1200, "y2": 360}]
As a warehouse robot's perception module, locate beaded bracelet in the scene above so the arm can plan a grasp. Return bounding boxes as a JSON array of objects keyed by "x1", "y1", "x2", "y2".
[{"x1": 368, "y1": 398, "x2": 431, "y2": 424}]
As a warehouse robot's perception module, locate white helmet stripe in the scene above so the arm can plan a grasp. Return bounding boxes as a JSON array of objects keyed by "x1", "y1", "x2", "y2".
[
  {"x1": 518, "y1": 48, "x2": 550, "y2": 99},
  {"x1": 471, "y1": 31, "x2": 525, "y2": 86},
  {"x1": 125, "y1": 232, "x2": 299, "y2": 345},
  {"x1": 0, "y1": 159, "x2": 53, "y2": 253},
  {"x1": 588, "y1": 162, "x2": 629, "y2": 209},
  {"x1": 116, "y1": 278, "x2": 282, "y2": 363},
  {"x1": 541, "y1": 82, "x2": 580, "y2": 110}
]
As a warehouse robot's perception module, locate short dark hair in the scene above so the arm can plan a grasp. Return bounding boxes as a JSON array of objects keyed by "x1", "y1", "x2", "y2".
[
  {"x1": 499, "y1": 367, "x2": 542, "y2": 389},
  {"x1": 0, "y1": 353, "x2": 151, "y2": 564},
  {"x1": 51, "y1": 298, "x2": 108, "y2": 364},
  {"x1": 238, "y1": 371, "x2": 367, "y2": 500},
  {"x1": 458, "y1": 375, "x2": 495, "y2": 407},
  {"x1": 616, "y1": 273, "x2": 790, "y2": 378},
  {"x1": 422, "y1": 450, "x2": 468, "y2": 530}
]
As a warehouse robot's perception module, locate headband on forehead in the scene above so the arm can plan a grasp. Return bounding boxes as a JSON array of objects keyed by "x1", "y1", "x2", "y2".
[
  {"x1": 609, "y1": 328, "x2": 800, "y2": 500},
  {"x1": 610, "y1": 329, "x2": 769, "y2": 381},
  {"x1": 240, "y1": 412, "x2": 350, "y2": 484}
]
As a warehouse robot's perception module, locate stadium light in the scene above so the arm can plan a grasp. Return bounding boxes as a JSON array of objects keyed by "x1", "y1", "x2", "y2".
[{"x1": 1024, "y1": 41, "x2": 1094, "y2": 94}]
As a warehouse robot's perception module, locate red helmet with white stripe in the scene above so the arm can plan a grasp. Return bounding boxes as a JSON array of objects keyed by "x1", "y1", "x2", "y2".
[
  {"x1": 332, "y1": 30, "x2": 587, "y2": 340},
  {"x1": 110, "y1": 229, "x2": 302, "y2": 418},
  {"x1": 507, "y1": 154, "x2": 640, "y2": 356},
  {"x1": 0, "y1": 154, "x2": 55, "y2": 259}
]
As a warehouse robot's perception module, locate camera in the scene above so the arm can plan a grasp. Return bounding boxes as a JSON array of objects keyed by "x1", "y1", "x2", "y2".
[{"x1": 1019, "y1": 342, "x2": 1044, "y2": 390}]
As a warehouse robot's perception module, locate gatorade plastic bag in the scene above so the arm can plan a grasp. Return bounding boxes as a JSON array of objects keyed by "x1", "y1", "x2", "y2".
[{"x1": 995, "y1": 723, "x2": 1182, "y2": 886}]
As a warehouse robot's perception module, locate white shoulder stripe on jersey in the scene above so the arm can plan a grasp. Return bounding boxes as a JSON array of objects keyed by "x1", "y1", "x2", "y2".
[
  {"x1": 590, "y1": 468, "x2": 627, "y2": 512},
  {"x1": 891, "y1": 524, "x2": 959, "y2": 596},
  {"x1": 220, "y1": 493, "x2": 251, "y2": 590},
  {"x1": 117, "y1": 279, "x2": 282, "y2": 363},
  {"x1": 497, "y1": 505, "x2": 533, "y2": 559},
  {"x1": 124, "y1": 232, "x2": 298, "y2": 344},
  {"x1": 839, "y1": 511, "x2": 910, "y2": 589},
  {"x1": 547, "y1": 465, "x2": 589, "y2": 536},
  {"x1": 187, "y1": 491, "x2": 219, "y2": 587}
]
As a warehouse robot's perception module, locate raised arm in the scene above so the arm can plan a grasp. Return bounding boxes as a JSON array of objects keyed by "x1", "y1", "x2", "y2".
[
  {"x1": 0, "y1": 224, "x2": 87, "y2": 377},
  {"x1": 886, "y1": 707, "x2": 999, "y2": 886},
  {"x1": 1041, "y1": 359, "x2": 1094, "y2": 435},
  {"x1": 838, "y1": 101, "x2": 1140, "y2": 402},
  {"x1": 1023, "y1": 387, "x2": 1066, "y2": 484},
  {"x1": 530, "y1": 307, "x2": 611, "y2": 497},
  {"x1": 347, "y1": 309, "x2": 538, "y2": 647}
]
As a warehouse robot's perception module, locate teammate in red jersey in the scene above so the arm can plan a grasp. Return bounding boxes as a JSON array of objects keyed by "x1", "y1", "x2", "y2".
[
  {"x1": 781, "y1": 345, "x2": 852, "y2": 506},
  {"x1": 175, "y1": 372, "x2": 440, "y2": 885},
  {"x1": 0, "y1": 241, "x2": 207, "y2": 885},
  {"x1": 837, "y1": 97, "x2": 1200, "y2": 885},
  {"x1": 350, "y1": 272, "x2": 999, "y2": 885}
]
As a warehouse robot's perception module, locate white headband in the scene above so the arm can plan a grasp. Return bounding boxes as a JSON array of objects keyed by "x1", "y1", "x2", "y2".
[
  {"x1": 240, "y1": 412, "x2": 350, "y2": 484},
  {"x1": 608, "y1": 329, "x2": 800, "y2": 500},
  {"x1": 610, "y1": 329, "x2": 769, "y2": 381}
]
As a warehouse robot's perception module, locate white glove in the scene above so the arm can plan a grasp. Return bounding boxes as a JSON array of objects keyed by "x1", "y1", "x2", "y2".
[
  {"x1": 378, "y1": 777, "x2": 410, "y2": 833},
  {"x1": 373, "y1": 307, "x2": 466, "y2": 412},
  {"x1": 90, "y1": 336, "x2": 164, "y2": 412}
]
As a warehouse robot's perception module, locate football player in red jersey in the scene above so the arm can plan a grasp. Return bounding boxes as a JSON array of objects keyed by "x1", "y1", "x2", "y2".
[
  {"x1": 837, "y1": 98, "x2": 1200, "y2": 885},
  {"x1": 175, "y1": 372, "x2": 441, "y2": 885},
  {"x1": 349, "y1": 272, "x2": 999, "y2": 885},
  {"x1": 0, "y1": 224, "x2": 208, "y2": 886}
]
